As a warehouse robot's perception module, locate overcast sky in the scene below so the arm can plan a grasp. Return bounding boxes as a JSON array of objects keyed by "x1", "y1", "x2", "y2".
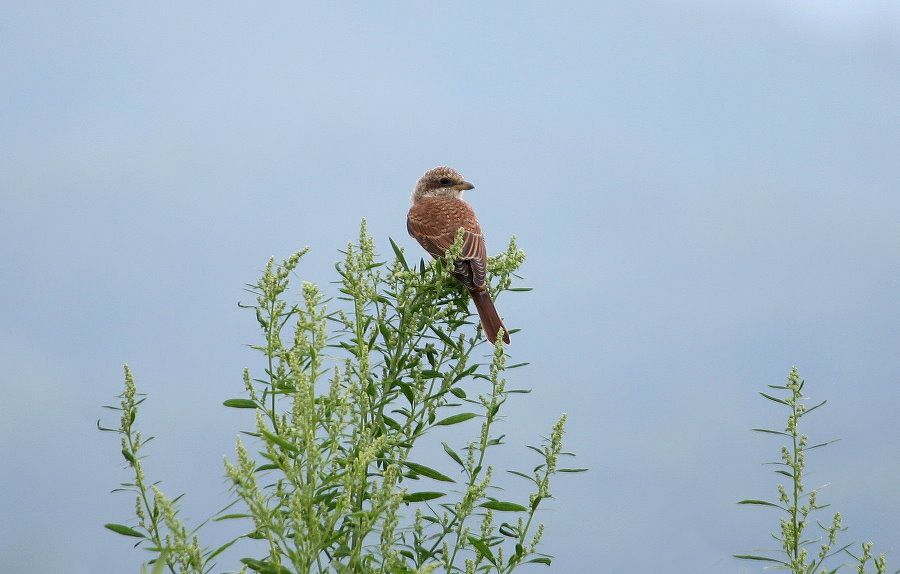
[{"x1": 2, "y1": 2, "x2": 898, "y2": 573}]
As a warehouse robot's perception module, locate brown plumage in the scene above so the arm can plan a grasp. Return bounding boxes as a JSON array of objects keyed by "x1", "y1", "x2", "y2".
[{"x1": 406, "y1": 166, "x2": 510, "y2": 344}]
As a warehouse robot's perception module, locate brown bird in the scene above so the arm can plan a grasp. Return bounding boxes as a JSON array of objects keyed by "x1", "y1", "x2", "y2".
[{"x1": 406, "y1": 166, "x2": 510, "y2": 344}]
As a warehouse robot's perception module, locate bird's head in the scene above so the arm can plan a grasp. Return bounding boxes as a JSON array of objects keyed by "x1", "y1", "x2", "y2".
[{"x1": 411, "y1": 166, "x2": 474, "y2": 202}]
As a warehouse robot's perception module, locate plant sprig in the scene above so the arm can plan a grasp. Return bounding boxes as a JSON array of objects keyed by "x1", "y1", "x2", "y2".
[{"x1": 736, "y1": 367, "x2": 893, "y2": 574}]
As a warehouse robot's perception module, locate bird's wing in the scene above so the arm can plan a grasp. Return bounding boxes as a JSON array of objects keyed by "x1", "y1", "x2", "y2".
[{"x1": 407, "y1": 198, "x2": 488, "y2": 290}]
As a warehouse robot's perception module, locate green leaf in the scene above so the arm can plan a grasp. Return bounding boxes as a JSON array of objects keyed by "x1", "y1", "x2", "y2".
[
  {"x1": 525, "y1": 445, "x2": 544, "y2": 459},
  {"x1": 759, "y1": 392, "x2": 789, "y2": 405},
  {"x1": 480, "y1": 500, "x2": 528, "y2": 512},
  {"x1": 402, "y1": 461, "x2": 455, "y2": 482},
  {"x1": 434, "y1": 412, "x2": 477, "y2": 426},
  {"x1": 376, "y1": 320, "x2": 392, "y2": 343},
  {"x1": 104, "y1": 523, "x2": 145, "y2": 538},
  {"x1": 223, "y1": 398, "x2": 257, "y2": 408},
  {"x1": 442, "y1": 442, "x2": 464, "y2": 467},
  {"x1": 121, "y1": 448, "x2": 136, "y2": 464},
  {"x1": 733, "y1": 555, "x2": 786, "y2": 564},
  {"x1": 449, "y1": 387, "x2": 466, "y2": 399},
  {"x1": 452, "y1": 364, "x2": 480, "y2": 383},
  {"x1": 96, "y1": 420, "x2": 118, "y2": 432},
  {"x1": 737, "y1": 499, "x2": 783, "y2": 509},
  {"x1": 805, "y1": 439, "x2": 840, "y2": 450},
  {"x1": 804, "y1": 399, "x2": 828, "y2": 415},
  {"x1": 432, "y1": 327, "x2": 457, "y2": 347},
  {"x1": 527, "y1": 557, "x2": 552, "y2": 565},
  {"x1": 506, "y1": 470, "x2": 535, "y2": 483},
  {"x1": 487, "y1": 434, "x2": 504, "y2": 446},
  {"x1": 750, "y1": 428, "x2": 789, "y2": 436},
  {"x1": 558, "y1": 468, "x2": 589, "y2": 473},
  {"x1": 403, "y1": 491, "x2": 446, "y2": 502},
  {"x1": 383, "y1": 415, "x2": 401, "y2": 431},
  {"x1": 397, "y1": 382, "x2": 415, "y2": 405},
  {"x1": 467, "y1": 536, "x2": 497, "y2": 566},
  {"x1": 389, "y1": 237, "x2": 409, "y2": 270},
  {"x1": 240, "y1": 558, "x2": 293, "y2": 574},
  {"x1": 260, "y1": 430, "x2": 299, "y2": 452},
  {"x1": 206, "y1": 538, "x2": 238, "y2": 561}
]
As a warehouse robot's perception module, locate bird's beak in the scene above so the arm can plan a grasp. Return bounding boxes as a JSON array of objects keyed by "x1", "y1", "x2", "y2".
[{"x1": 454, "y1": 181, "x2": 474, "y2": 191}]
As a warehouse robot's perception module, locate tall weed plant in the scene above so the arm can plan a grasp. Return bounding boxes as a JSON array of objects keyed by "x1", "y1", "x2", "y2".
[
  {"x1": 736, "y1": 367, "x2": 894, "y2": 574},
  {"x1": 101, "y1": 221, "x2": 584, "y2": 574}
]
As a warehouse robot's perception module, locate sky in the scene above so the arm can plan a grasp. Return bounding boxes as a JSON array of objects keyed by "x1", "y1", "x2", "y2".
[{"x1": 2, "y1": 2, "x2": 898, "y2": 573}]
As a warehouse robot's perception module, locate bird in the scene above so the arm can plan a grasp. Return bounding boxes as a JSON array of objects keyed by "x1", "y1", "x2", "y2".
[{"x1": 406, "y1": 166, "x2": 510, "y2": 344}]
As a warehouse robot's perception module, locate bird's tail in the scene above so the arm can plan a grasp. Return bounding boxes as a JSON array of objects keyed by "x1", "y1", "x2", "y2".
[{"x1": 469, "y1": 288, "x2": 510, "y2": 344}]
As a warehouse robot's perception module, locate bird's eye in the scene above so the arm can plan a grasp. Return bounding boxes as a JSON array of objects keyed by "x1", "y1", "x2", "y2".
[{"x1": 438, "y1": 177, "x2": 451, "y2": 185}]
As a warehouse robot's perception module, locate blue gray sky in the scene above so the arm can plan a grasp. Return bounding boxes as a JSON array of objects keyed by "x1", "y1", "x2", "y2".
[{"x1": 2, "y1": 2, "x2": 898, "y2": 573}]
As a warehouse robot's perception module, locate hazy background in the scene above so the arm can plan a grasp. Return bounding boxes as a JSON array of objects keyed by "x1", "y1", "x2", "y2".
[{"x1": 2, "y1": 2, "x2": 898, "y2": 572}]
